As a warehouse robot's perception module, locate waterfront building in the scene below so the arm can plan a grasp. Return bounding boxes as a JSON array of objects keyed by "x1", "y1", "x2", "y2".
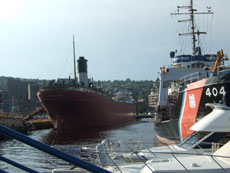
[{"x1": 148, "y1": 92, "x2": 158, "y2": 109}]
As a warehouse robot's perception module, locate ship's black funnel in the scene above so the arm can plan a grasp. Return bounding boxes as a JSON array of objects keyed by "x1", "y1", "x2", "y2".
[{"x1": 77, "y1": 56, "x2": 88, "y2": 73}]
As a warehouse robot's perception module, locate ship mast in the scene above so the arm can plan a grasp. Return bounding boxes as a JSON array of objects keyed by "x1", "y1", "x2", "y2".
[
  {"x1": 171, "y1": 0, "x2": 213, "y2": 55},
  {"x1": 190, "y1": 0, "x2": 195, "y2": 55},
  {"x1": 73, "y1": 35, "x2": 77, "y2": 83}
]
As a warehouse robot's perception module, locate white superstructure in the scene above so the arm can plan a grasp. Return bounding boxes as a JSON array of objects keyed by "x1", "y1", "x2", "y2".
[{"x1": 158, "y1": 54, "x2": 216, "y2": 109}]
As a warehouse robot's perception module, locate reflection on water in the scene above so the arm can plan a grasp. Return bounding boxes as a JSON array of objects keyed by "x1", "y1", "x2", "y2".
[
  {"x1": 0, "y1": 118, "x2": 155, "y2": 172},
  {"x1": 43, "y1": 129, "x2": 105, "y2": 145},
  {"x1": 44, "y1": 118, "x2": 155, "y2": 145}
]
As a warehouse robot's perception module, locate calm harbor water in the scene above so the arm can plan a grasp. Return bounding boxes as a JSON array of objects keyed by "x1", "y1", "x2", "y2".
[{"x1": 0, "y1": 118, "x2": 155, "y2": 172}]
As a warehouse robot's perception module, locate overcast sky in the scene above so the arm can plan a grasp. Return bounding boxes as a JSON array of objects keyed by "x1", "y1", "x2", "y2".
[{"x1": 0, "y1": 0, "x2": 229, "y2": 81}]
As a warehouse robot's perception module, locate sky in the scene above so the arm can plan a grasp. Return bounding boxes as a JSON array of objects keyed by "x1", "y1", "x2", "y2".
[{"x1": 0, "y1": 0, "x2": 229, "y2": 81}]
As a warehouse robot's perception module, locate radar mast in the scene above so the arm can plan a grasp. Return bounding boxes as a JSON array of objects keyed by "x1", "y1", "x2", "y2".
[{"x1": 171, "y1": 0, "x2": 214, "y2": 55}]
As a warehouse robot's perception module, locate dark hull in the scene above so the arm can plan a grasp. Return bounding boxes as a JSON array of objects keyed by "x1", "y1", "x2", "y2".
[
  {"x1": 37, "y1": 86, "x2": 136, "y2": 131},
  {"x1": 154, "y1": 119, "x2": 179, "y2": 141},
  {"x1": 155, "y1": 74, "x2": 230, "y2": 141}
]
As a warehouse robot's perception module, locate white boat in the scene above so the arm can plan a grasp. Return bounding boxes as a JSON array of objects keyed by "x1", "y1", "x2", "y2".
[
  {"x1": 103, "y1": 103, "x2": 230, "y2": 161},
  {"x1": 103, "y1": 103, "x2": 230, "y2": 172},
  {"x1": 52, "y1": 103, "x2": 230, "y2": 172}
]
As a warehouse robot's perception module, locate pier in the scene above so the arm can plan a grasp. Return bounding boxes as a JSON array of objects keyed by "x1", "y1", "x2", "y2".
[{"x1": 136, "y1": 114, "x2": 153, "y2": 119}]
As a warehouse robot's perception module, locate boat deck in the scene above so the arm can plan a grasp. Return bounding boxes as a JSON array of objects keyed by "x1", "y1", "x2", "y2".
[{"x1": 52, "y1": 140, "x2": 230, "y2": 172}]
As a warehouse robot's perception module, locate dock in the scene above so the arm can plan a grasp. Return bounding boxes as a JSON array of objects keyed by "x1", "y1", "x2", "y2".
[
  {"x1": 26, "y1": 118, "x2": 53, "y2": 130},
  {"x1": 136, "y1": 114, "x2": 153, "y2": 119}
]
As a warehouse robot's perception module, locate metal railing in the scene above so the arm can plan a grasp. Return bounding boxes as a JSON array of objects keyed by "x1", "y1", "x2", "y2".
[
  {"x1": 180, "y1": 72, "x2": 201, "y2": 87},
  {"x1": 1, "y1": 124, "x2": 229, "y2": 172},
  {"x1": 0, "y1": 125, "x2": 110, "y2": 173},
  {"x1": 94, "y1": 140, "x2": 230, "y2": 173}
]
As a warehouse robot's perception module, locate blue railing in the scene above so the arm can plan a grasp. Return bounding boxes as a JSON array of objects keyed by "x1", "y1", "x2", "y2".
[{"x1": 0, "y1": 125, "x2": 110, "y2": 173}]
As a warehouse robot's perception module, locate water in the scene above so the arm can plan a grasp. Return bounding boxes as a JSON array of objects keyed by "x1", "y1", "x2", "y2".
[{"x1": 0, "y1": 118, "x2": 155, "y2": 172}]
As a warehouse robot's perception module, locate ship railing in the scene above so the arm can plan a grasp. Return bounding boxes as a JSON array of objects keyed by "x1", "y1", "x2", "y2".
[
  {"x1": 0, "y1": 124, "x2": 227, "y2": 172},
  {"x1": 0, "y1": 124, "x2": 110, "y2": 173},
  {"x1": 53, "y1": 139, "x2": 227, "y2": 171},
  {"x1": 179, "y1": 72, "x2": 200, "y2": 88},
  {"x1": 113, "y1": 153, "x2": 230, "y2": 172},
  {"x1": 93, "y1": 139, "x2": 207, "y2": 158},
  {"x1": 216, "y1": 68, "x2": 230, "y2": 77},
  {"x1": 93, "y1": 140, "x2": 230, "y2": 172},
  {"x1": 42, "y1": 84, "x2": 102, "y2": 93}
]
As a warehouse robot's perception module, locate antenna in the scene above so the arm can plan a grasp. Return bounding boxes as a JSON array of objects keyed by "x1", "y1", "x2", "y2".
[
  {"x1": 73, "y1": 35, "x2": 77, "y2": 83},
  {"x1": 171, "y1": 0, "x2": 214, "y2": 55}
]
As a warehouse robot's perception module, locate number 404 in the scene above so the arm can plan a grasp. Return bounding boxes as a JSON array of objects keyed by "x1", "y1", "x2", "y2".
[{"x1": 206, "y1": 86, "x2": 226, "y2": 97}]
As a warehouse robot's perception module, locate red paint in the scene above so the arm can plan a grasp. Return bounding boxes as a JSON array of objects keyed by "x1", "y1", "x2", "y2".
[
  {"x1": 181, "y1": 79, "x2": 206, "y2": 140},
  {"x1": 37, "y1": 87, "x2": 136, "y2": 132}
]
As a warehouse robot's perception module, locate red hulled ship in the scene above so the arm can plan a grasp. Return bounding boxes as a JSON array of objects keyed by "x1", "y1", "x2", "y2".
[
  {"x1": 37, "y1": 39, "x2": 136, "y2": 131},
  {"x1": 38, "y1": 86, "x2": 136, "y2": 131}
]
